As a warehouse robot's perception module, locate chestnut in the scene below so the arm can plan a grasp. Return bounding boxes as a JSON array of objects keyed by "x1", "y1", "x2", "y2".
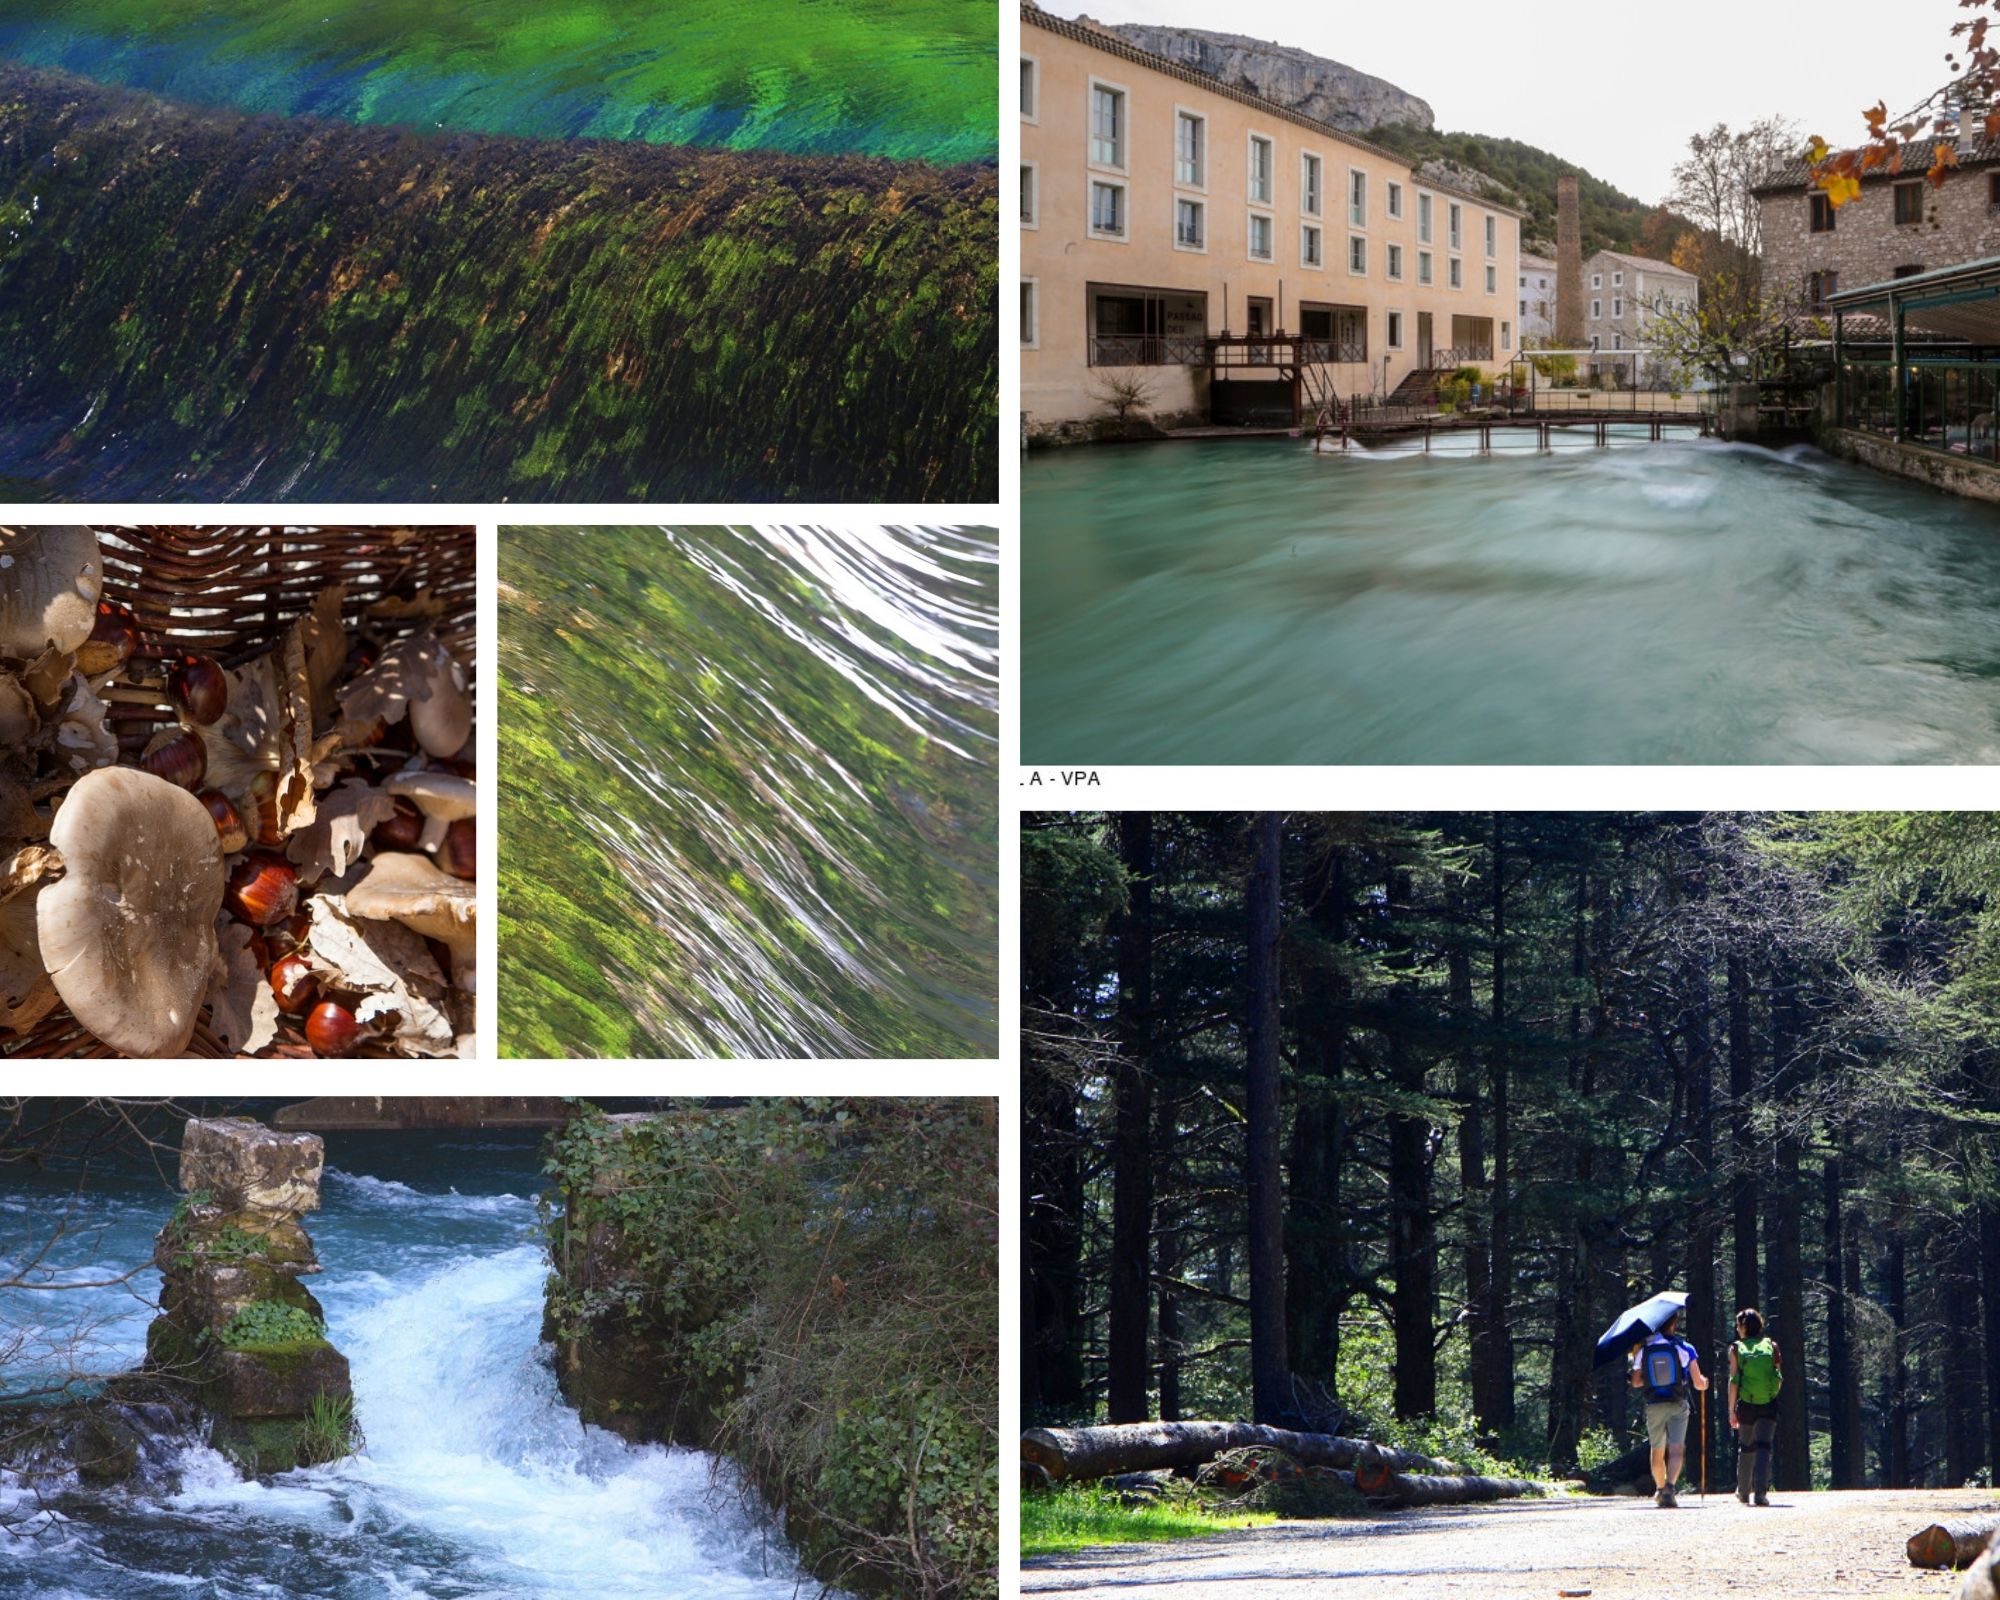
[
  {"x1": 305, "y1": 1000, "x2": 361, "y2": 1056},
  {"x1": 168, "y1": 653, "x2": 228, "y2": 725},
  {"x1": 373, "y1": 797, "x2": 424, "y2": 852},
  {"x1": 438, "y1": 817, "x2": 475, "y2": 880},
  {"x1": 224, "y1": 852, "x2": 298, "y2": 928},
  {"x1": 89, "y1": 601, "x2": 140, "y2": 664},
  {"x1": 246, "y1": 770, "x2": 282, "y2": 847},
  {"x1": 138, "y1": 729, "x2": 207, "y2": 790},
  {"x1": 269, "y1": 953, "x2": 318, "y2": 1016},
  {"x1": 274, "y1": 909, "x2": 311, "y2": 953},
  {"x1": 197, "y1": 789, "x2": 248, "y2": 853}
]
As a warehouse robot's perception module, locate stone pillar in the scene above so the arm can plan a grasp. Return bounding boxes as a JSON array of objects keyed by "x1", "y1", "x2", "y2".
[
  {"x1": 1556, "y1": 175, "x2": 1585, "y2": 349},
  {"x1": 145, "y1": 1118, "x2": 354, "y2": 1475}
]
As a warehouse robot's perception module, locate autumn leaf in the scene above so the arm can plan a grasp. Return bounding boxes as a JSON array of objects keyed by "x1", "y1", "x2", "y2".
[
  {"x1": 1865, "y1": 100, "x2": 1890, "y2": 136},
  {"x1": 1929, "y1": 144, "x2": 1961, "y2": 186},
  {"x1": 1807, "y1": 136, "x2": 1831, "y2": 164},
  {"x1": 1825, "y1": 172, "x2": 1863, "y2": 208}
]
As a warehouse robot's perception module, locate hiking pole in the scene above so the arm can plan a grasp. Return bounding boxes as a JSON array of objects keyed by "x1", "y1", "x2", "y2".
[{"x1": 1698, "y1": 1384, "x2": 1707, "y2": 1499}]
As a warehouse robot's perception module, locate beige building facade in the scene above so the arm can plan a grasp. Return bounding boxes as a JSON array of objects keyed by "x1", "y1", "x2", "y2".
[
  {"x1": 1519, "y1": 252, "x2": 1556, "y2": 341},
  {"x1": 1021, "y1": 4, "x2": 1525, "y2": 433}
]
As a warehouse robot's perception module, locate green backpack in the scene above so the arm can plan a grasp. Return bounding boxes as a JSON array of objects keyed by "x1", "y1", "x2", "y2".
[{"x1": 1736, "y1": 1337, "x2": 1781, "y2": 1406}]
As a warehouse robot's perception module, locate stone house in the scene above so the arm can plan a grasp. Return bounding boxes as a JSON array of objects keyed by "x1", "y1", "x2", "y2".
[
  {"x1": 1519, "y1": 251, "x2": 1557, "y2": 341},
  {"x1": 1754, "y1": 127, "x2": 2000, "y2": 312},
  {"x1": 1581, "y1": 250, "x2": 1697, "y2": 364}
]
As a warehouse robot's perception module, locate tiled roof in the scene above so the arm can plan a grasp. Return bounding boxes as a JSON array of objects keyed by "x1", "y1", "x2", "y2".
[
  {"x1": 1021, "y1": 5, "x2": 1530, "y2": 219},
  {"x1": 1752, "y1": 134, "x2": 2000, "y2": 195},
  {"x1": 1591, "y1": 249, "x2": 1694, "y2": 278}
]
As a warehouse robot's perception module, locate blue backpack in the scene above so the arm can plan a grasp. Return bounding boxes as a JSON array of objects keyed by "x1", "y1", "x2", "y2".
[{"x1": 1640, "y1": 1336, "x2": 1690, "y2": 1404}]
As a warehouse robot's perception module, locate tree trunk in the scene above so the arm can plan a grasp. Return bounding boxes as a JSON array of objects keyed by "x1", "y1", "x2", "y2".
[
  {"x1": 1448, "y1": 883, "x2": 1496, "y2": 1439},
  {"x1": 1886, "y1": 1197, "x2": 1911, "y2": 1488},
  {"x1": 1959, "y1": 1537, "x2": 2000, "y2": 1600},
  {"x1": 1729, "y1": 952, "x2": 1758, "y2": 1313},
  {"x1": 1359, "y1": 1466, "x2": 1543, "y2": 1506},
  {"x1": 1244, "y1": 813, "x2": 1290, "y2": 1425},
  {"x1": 1984, "y1": 1199, "x2": 2000, "y2": 1485},
  {"x1": 1024, "y1": 1054, "x2": 1086, "y2": 1419},
  {"x1": 1909, "y1": 1518, "x2": 2000, "y2": 1570},
  {"x1": 1153, "y1": 1090, "x2": 1183, "y2": 1422},
  {"x1": 1386, "y1": 866, "x2": 1436, "y2": 1421},
  {"x1": 1487, "y1": 817, "x2": 1516, "y2": 1429},
  {"x1": 1949, "y1": 1223, "x2": 1984, "y2": 1491},
  {"x1": 1286, "y1": 846, "x2": 1347, "y2": 1399},
  {"x1": 1106, "y1": 813, "x2": 1155, "y2": 1423},
  {"x1": 1844, "y1": 1191, "x2": 1869, "y2": 1484},
  {"x1": 1825, "y1": 1137, "x2": 1858, "y2": 1487},
  {"x1": 1020, "y1": 1421, "x2": 1456, "y2": 1483},
  {"x1": 1770, "y1": 1130, "x2": 1809, "y2": 1490},
  {"x1": 1684, "y1": 927, "x2": 1718, "y2": 1501}
]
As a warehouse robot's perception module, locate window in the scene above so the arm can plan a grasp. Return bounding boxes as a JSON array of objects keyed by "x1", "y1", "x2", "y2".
[
  {"x1": 1020, "y1": 163, "x2": 1037, "y2": 227},
  {"x1": 1519, "y1": 275, "x2": 1526, "y2": 288},
  {"x1": 1388, "y1": 310, "x2": 1404, "y2": 349},
  {"x1": 1893, "y1": 262, "x2": 1925, "y2": 279},
  {"x1": 1894, "y1": 180, "x2": 1923, "y2": 224},
  {"x1": 1501, "y1": 320, "x2": 1512, "y2": 351},
  {"x1": 1591, "y1": 298, "x2": 1601, "y2": 319},
  {"x1": 1990, "y1": 172, "x2": 2000, "y2": 210},
  {"x1": 1614, "y1": 333, "x2": 1623, "y2": 350},
  {"x1": 1176, "y1": 111, "x2": 1205, "y2": 187},
  {"x1": 1020, "y1": 57, "x2": 1038, "y2": 120},
  {"x1": 1418, "y1": 193, "x2": 1432, "y2": 243},
  {"x1": 1248, "y1": 212, "x2": 1273, "y2": 260},
  {"x1": 1448, "y1": 203, "x2": 1461, "y2": 249},
  {"x1": 1387, "y1": 243, "x2": 1403, "y2": 280},
  {"x1": 1089, "y1": 179, "x2": 1125, "y2": 238},
  {"x1": 1176, "y1": 198, "x2": 1205, "y2": 250},
  {"x1": 1090, "y1": 83, "x2": 1125, "y2": 168},
  {"x1": 1346, "y1": 233, "x2": 1364, "y2": 273},
  {"x1": 1612, "y1": 270, "x2": 1623, "y2": 287},
  {"x1": 1418, "y1": 250, "x2": 1433, "y2": 285},
  {"x1": 1248, "y1": 136, "x2": 1274, "y2": 203},
  {"x1": 1810, "y1": 192, "x2": 1835, "y2": 231},
  {"x1": 1807, "y1": 270, "x2": 1839, "y2": 308},
  {"x1": 1387, "y1": 181, "x2": 1403, "y2": 219},
  {"x1": 1021, "y1": 279, "x2": 1038, "y2": 347},
  {"x1": 1485, "y1": 214, "x2": 1496, "y2": 257},
  {"x1": 1302, "y1": 224, "x2": 1324, "y2": 267},
  {"x1": 1486, "y1": 265, "x2": 1496, "y2": 294},
  {"x1": 1591, "y1": 272, "x2": 1602, "y2": 290},
  {"x1": 1347, "y1": 165, "x2": 1365, "y2": 225},
  {"x1": 1448, "y1": 256, "x2": 1462, "y2": 288},
  {"x1": 1612, "y1": 297, "x2": 1623, "y2": 318}
]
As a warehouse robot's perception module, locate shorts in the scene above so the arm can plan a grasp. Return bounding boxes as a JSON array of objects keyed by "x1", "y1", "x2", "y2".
[{"x1": 1644, "y1": 1400, "x2": 1689, "y2": 1449}]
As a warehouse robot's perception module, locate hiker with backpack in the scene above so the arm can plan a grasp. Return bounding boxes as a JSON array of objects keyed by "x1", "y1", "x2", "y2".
[
  {"x1": 1629, "y1": 1312, "x2": 1709, "y2": 1507},
  {"x1": 1728, "y1": 1307, "x2": 1783, "y2": 1506}
]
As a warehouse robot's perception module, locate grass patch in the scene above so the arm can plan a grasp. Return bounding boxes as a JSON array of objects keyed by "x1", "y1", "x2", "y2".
[{"x1": 1021, "y1": 1486, "x2": 1276, "y2": 1556}]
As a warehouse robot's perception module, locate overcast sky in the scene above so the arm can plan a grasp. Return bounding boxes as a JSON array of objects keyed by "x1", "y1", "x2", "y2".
[{"x1": 1064, "y1": 0, "x2": 1965, "y2": 205}]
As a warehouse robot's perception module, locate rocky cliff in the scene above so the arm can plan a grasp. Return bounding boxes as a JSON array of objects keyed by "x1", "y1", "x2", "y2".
[{"x1": 1095, "y1": 21, "x2": 1432, "y2": 132}]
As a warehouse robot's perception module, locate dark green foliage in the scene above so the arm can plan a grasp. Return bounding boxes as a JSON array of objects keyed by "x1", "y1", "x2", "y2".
[
  {"x1": 544, "y1": 1101, "x2": 996, "y2": 1600},
  {"x1": 214, "y1": 1301, "x2": 324, "y2": 1351},
  {"x1": 295, "y1": 1389, "x2": 362, "y2": 1466},
  {"x1": 1365, "y1": 124, "x2": 1682, "y2": 256},
  {"x1": 0, "y1": 66, "x2": 997, "y2": 501}
]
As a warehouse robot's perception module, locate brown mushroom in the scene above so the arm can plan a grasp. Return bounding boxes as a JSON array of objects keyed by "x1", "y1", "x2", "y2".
[
  {"x1": 344, "y1": 851, "x2": 476, "y2": 993},
  {"x1": 404, "y1": 632, "x2": 472, "y2": 759},
  {"x1": 383, "y1": 770, "x2": 476, "y2": 853},
  {"x1": 37, "y1": 767, "x2": 226, "y2": 1056},
  {"x1": 0, "y1": 528, "x2": 105, "y2": 658}
]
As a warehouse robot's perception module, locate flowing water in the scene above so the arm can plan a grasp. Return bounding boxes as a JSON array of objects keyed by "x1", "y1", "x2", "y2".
[
  {"x1": 1022, "y1": 434, "x2": 2000, "y2": 764},
  {"x1": 498, "y1": 526, "x2": 1000, "y2": 1059},
  {"x1": 0, "y1": 1133, "x2": 827, "y2": 1600},
  {"x1": 0, "y1": 0, "x2": 996, "y2": 162}
]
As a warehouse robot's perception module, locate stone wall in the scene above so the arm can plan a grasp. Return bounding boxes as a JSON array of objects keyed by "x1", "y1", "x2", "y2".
[
  {"x1": 1761, "y1": 164, "x2": 2000, "y2": 301},
  {"x1": 1821, "y1": 426, "x2": 2000, "y2": 505}
]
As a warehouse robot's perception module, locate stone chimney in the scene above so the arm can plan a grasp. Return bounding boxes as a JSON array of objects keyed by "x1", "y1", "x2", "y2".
[{"x1": 1556, "y1": 174, "x2": 1585, "y2": 347}]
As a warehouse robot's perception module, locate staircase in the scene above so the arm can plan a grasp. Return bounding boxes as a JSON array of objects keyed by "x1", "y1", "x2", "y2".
[{"x1": 1388, "y1": 364, "x2": 1453, "y2": 408}]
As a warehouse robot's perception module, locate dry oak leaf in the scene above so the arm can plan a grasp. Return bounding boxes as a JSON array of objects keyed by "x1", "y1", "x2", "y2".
[
  {"x1": 206, "y1": 920, "x2": 280, "y2": 1056},
  {"x1": 285, "y1": 777, "x2": 398, "y2": 885}
]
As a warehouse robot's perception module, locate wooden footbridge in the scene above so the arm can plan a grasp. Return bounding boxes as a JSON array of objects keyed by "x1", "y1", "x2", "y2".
[{"x1": 1314, "y1": 394, "x2": 1714, "y2": 453}]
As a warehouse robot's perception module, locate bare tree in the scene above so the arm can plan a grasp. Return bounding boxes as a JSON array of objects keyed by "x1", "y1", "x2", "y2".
[{"x1": 1664, "y1": 118, "x2": 1799, "y2": 328}]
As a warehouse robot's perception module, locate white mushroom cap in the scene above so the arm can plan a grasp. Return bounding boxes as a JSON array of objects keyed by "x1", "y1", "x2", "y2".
[
  {"x1": 37, "y1": 767, "x2": 226, "y2": 1056},
  {"x1": 345, "y1": 851, "x2": 476, "y2": 992},
  {"x1": 384, "y1": 770, "x2": 476, "y2": 852},
  {"x1": 405, "y1": 633, "x2": 472, "y2": 759},
  {"x1": 0, "y1": 529, "x2": 104, "y2": 658}
]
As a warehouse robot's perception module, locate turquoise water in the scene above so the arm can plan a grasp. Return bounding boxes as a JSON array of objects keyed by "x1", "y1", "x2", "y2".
[
  {"x1": 0, "y1": 1133, "x2": 826, "y2": 1598},
  {"x1": 1022, "y1": 434, "x2": 2000, "y2": 764},
  {"x1": 0, "y1": 0, "x2": 996, "y2": 162}
]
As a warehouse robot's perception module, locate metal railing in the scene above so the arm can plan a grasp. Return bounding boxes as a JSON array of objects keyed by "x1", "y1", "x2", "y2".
[
  {"x1": 1088, "y1": 335, "x2": 1209, "y2": 367},
  {"x1": 1208, "y1": 333, "x2": 1367, "y2": 368}
]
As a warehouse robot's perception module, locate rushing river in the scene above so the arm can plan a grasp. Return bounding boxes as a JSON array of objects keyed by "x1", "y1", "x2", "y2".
[
  {"x1": 498, "y1": 526, "x2": 1000, "y2": 1059},
  {"x1": 1023, "y1": 434, "x2": 2000, "y2": 764},
  {"x1": 0, "y1": 1132, "x2": 825, "y2": 1600}
]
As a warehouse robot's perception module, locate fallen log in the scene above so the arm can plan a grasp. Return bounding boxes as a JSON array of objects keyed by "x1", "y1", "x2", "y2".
[
  {"x1": 1960, "y1": 1540, "x2": 2000, "y2": 1600},
  {"x1": 1020, "y1": 1421, "x2": 1457, "y2": 1484},
  {"x1": 1363, "y1": 1469, "x2": 1543, "y2": 1508},
  {"x1": 1910, "y1": 1517, "x2": 2000, "y2": 1570}
]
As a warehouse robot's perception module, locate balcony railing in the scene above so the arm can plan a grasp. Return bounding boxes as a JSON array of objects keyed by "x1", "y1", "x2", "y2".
[
  {"x1": 1089, "y1": 335, "x2": 1210, "y2": 367},
  {"x1": 1429, "y1": 345, "x2": 1495, "y2": 366}
]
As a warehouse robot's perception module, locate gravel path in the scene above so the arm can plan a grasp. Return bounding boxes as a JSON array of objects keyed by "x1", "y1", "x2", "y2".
[{"x1": 1023, "y1": 1489, "x2": 1996, "y2": 1599}]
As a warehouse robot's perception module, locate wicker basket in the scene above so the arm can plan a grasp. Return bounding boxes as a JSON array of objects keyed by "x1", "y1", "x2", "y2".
[{"x1": 6, "y1": 525, "x2": 477, "y2": 1059}]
